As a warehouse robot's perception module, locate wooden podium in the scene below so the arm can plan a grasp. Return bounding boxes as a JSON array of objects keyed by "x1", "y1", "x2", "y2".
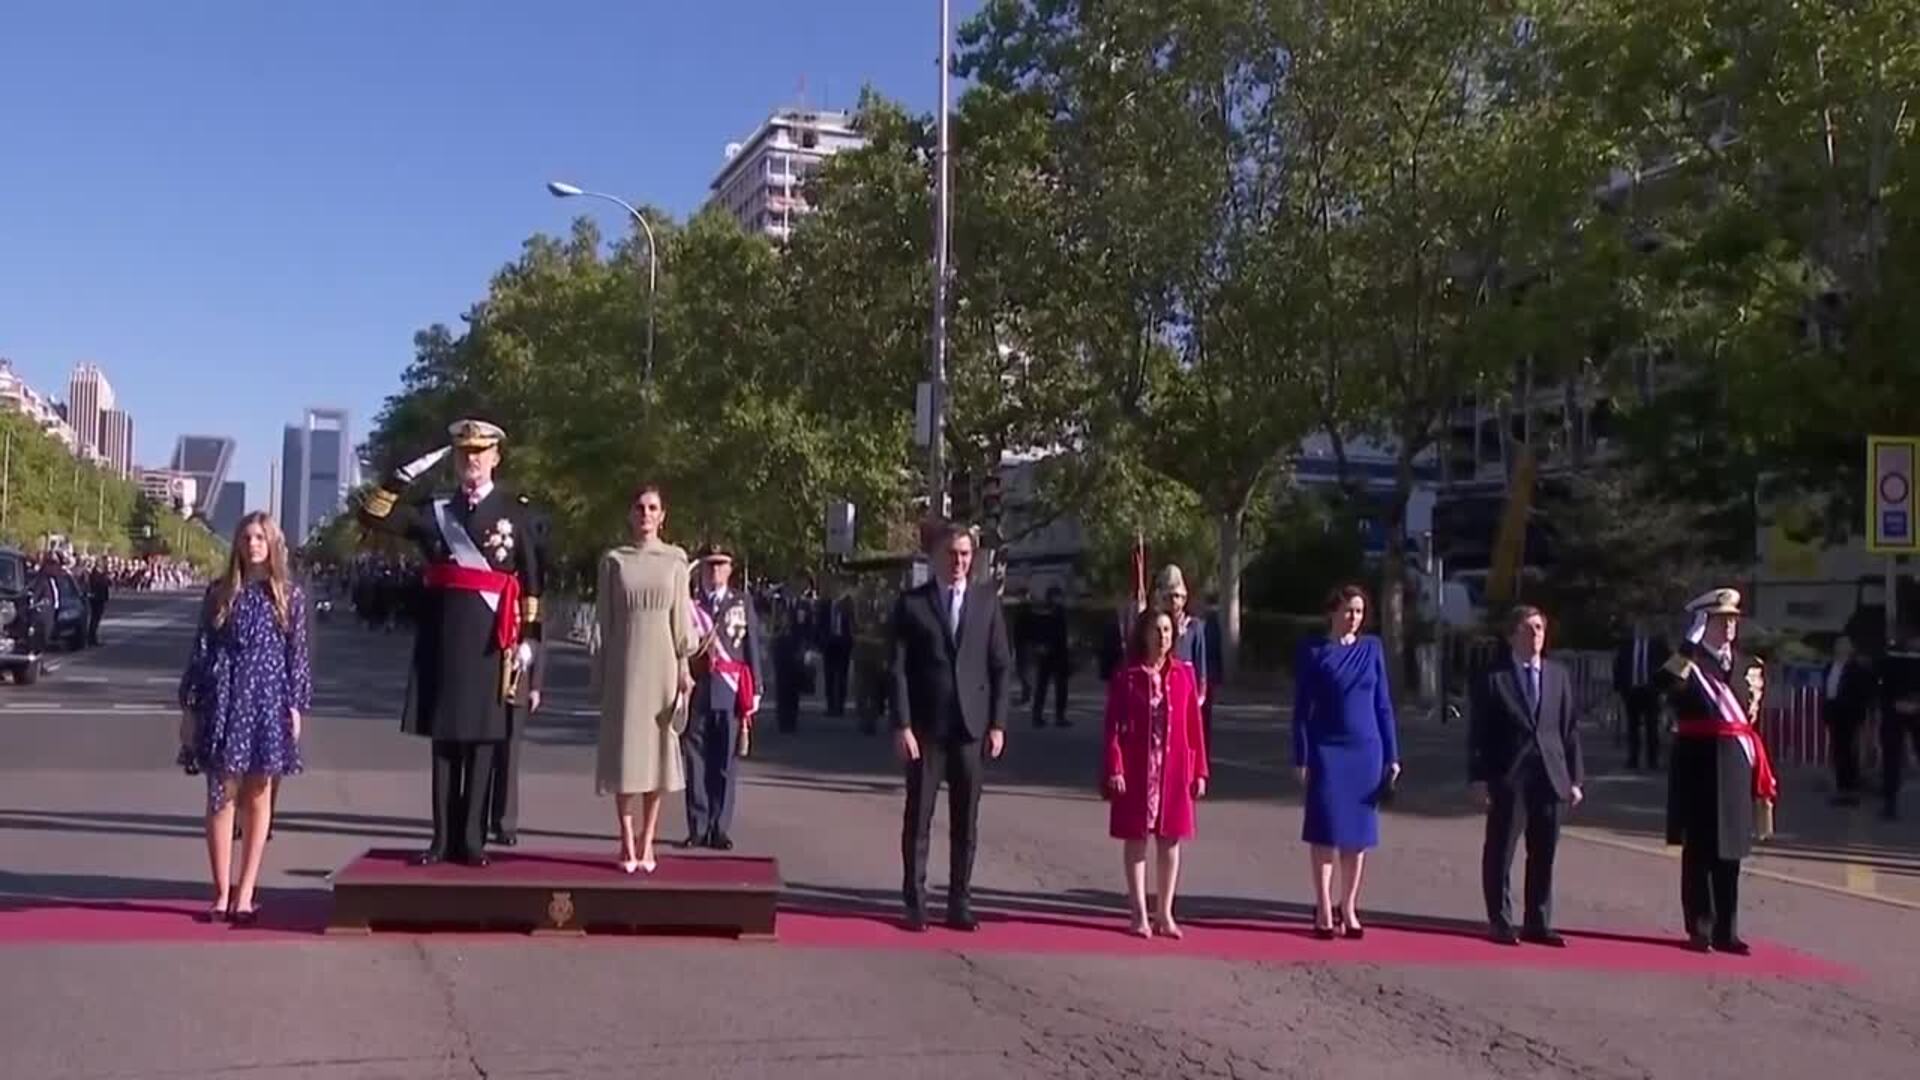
[{"x1": 327, "y1": 849, "x2": 781, "y2": 939}]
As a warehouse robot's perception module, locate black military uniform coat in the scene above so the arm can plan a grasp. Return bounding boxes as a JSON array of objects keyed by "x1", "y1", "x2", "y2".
[
  {"x1": 1659, "y1": 640, "x2": 1760, "y2": 859},
  {"x1": 360, "y1": 487, "x2": 542, "y2": 742}
]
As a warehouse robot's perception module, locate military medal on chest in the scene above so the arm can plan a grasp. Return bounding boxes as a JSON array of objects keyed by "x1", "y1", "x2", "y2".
[{"x1": 483, "y1": 518, "x2": 516, "y2": 565}]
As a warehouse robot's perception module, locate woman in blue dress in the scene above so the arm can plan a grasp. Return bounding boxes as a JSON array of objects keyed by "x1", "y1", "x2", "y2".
[
  {"x1": 178, "y1": 511, "x2": 311, "y2": 925},
  {"x1": 1291, "y1": 584, "x2": 1400, "y2": 939}
]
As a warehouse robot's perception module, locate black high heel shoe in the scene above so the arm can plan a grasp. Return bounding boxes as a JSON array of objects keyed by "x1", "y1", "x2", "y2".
[{"x1": 229, "y1": 907, "x2": 260, "y2": 928}]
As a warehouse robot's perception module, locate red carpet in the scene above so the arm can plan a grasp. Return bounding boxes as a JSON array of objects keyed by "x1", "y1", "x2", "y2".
[{"x1": 0, "y1": 897, "x2": 1855, "y2": 980}]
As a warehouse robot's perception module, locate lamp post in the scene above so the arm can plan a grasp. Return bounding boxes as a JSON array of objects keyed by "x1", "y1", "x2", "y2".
[
  {"x1": 927, "y1": 0, "x2": 953, "y2": 518},
  {"x1": 546, "y1": 181, "x2": 659, "y2": 380}
]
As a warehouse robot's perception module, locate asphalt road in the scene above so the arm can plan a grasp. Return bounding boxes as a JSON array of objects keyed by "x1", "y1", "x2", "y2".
[{"x1": 2, "y1": 591, "x2": 1918, "y2": 1080}]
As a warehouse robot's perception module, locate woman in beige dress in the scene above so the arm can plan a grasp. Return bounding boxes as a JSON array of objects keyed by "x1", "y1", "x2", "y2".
[{"x1": 591, "y1": 484, "x2": 695, "y2": 873}]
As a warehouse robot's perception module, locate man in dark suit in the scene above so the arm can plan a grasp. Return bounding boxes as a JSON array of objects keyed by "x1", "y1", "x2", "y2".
[
  {"x1": 1613, "y1": 620, "x2": 1670, "y2": 770},
  {"x1": 1470, "y1": 604, "x2": 1584, "y2": 947},
  {"x1": 819, "y1": 585, "x2": 856, "y2": 718},
  {"x1": 1027, "y1": 587, "x2": 1072, "y2": 728},
  {"x1": 1879, "y1": 625, "x2": 1920, "y2": 821},
  {"x1": 1821, "y1": 634, "x2": 1876, "y2": 807},
  {"x1": 890, "y1": 521, "x2": 1011, "y2": 932}
]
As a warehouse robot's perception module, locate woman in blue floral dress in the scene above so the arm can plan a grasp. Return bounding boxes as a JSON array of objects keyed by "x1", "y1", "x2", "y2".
[{"x1": 177, "y1": 511, "x2": 311, "y2": 925}]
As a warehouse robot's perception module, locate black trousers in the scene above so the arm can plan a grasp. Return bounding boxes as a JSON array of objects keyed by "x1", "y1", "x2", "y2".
[
  {"x1": 823, "y1": 643, "x2": 852, "y2": 717},
  {"x1": 1827, "y1": 716, "x2": 1862, "y2": 795},
  {"x1": 901, "y1": 732, "x2": 985, "y2": 912},
  {"x1": 1481, "y1": 781, "x2": 1562, "y2": 932},
  {"x1": 1622, "y1": 691, "x2": 1661, "y2": 767},
  {"x1": 1030, "y1": 657, "x2": 1069, "y2": 726},
  {"x1": 1680, "y1": 835, "x2": 1741, "y2": 942},
  {"x1": 488, "y1": 707, "x2": 524, "y2": 836},
  {"x1": 682, "y1": 709, "x2": 740, "y2": 840},
  {"x1": 776, "y1": 656, "x2": 802, "y2": 733},
  {"x1": 1883, "y1": 710, "x2": 1920, "y2": 812},
  {"x1": 87, "y1": 601, "x2": 107, "y2": 644},
  {"x1": 430, "y1": 740, "x2": 498, "y2": 858}
]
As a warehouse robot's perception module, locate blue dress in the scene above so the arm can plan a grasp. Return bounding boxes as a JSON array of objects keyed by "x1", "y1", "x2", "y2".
[
  {"x1": 178, "y1": 582, "x2": 312, "y2": 811},
  {"x1": 1291, "y1": 634, "x2": 1399, "y2": 849}
]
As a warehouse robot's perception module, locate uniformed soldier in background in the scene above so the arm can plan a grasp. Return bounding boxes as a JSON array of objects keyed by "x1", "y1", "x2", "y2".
[
  {"x1": 684, "y1": 543, "x2": 765, "y2": 850},
  {"x1": 1658, "y1": 588, "x2": 1776, "y2": 955},
  {"x1": 358, "y1": 419, "x2": 543, "y2": 867}
]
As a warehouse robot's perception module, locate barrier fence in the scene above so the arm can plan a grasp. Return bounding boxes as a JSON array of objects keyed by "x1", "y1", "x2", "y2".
[{"x1": 546, "y1": 602, "x2": 1879, "y2": 774}]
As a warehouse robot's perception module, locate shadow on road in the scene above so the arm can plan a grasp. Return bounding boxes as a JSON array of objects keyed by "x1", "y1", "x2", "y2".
[{"x1": 778, "y1": 879, "x2": 1694, "y2": 951}]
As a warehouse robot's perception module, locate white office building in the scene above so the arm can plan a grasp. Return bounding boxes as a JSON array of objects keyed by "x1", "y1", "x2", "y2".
[
  {"x1": 67, "y1": 363, "x2": 115, "y2": 456},
  {"x1": 709, "y1": 108, "x2": 865, "y2": 241}
]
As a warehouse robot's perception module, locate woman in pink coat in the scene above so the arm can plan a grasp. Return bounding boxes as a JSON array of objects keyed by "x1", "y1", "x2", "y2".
[{"x1": 1104, "y1": 608, "x2": 1210, "y2": 938}]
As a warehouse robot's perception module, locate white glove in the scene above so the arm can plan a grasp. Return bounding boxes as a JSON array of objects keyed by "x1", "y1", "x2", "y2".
[
  {"x1": 394, "y1": 446, "x2": 451, "y2": 486},
  {"x1": 516, "y1": 642, "x2": 534, "y2": 668}
]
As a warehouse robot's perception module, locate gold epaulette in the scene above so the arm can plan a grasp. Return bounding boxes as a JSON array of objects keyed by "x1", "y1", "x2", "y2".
[
  {"x1": 1662, "y1": 654, "x2": 1695, "y2": 680},
  {"x1": 364, "y1": 487, "x2": 399, "y2": 519},
  {"x1": 520, "y1": 595, "x2": 540, "y2": 622}
]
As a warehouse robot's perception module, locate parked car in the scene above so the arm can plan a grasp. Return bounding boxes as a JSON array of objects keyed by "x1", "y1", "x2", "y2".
[{"x1": 0, "y1": 548, "x2": 54, "y2": 683}]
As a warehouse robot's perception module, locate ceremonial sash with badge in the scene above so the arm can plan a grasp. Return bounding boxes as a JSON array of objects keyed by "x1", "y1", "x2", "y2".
[
  {"x1": 691, "y1": 602, "x2": 758, "y2": 723},
  {"x1": 1668, "y1": 652, "x2": 1779, "y2": 830},
  {"x1": 426, "y1": 499, "x2": 524, "y2": 696}
]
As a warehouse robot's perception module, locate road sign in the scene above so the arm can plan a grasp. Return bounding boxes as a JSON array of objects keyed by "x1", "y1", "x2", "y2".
[
  {"x1": 824, "y1": 500, "x2": 856, "y2": 556},
  {"x1": 1868, "y1": 436, "x2": 1919, "y2": 553}
]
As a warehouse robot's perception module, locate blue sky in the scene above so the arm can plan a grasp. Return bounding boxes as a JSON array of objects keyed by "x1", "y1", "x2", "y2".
[{"x1": 0, "y1": 1, "x2": 978, "y2": 507}]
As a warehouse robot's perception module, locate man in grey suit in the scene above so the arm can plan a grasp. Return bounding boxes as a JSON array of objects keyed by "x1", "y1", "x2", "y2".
[
  {"x1": 1470, "y1": 604, "x2": 1585, "y2": 947},
  {"x1": 890, "y1": 521, "x2": 1011, "y2": 932}
]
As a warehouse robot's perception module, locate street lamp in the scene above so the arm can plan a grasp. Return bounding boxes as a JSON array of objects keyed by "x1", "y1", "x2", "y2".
[
  {"x1": 546, "y1": 180, "x2": 658, "y2": 379},
  {"x1": 928, "y1": 0, "x2": 953, "y2": 518}
]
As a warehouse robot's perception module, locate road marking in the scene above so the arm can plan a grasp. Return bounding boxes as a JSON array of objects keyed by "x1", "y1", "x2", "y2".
[{"x1": 1564, "y1": 826, "x2": 1920, "y2": 912}]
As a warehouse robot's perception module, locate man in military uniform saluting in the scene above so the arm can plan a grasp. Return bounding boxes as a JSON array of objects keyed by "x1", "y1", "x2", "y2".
[
  {"x1": 1658, "y1": 588, "x2": 1777, "y2": 955},
  {"x1": 358, "y1": 419, "x2": 543, "y2": 867}
]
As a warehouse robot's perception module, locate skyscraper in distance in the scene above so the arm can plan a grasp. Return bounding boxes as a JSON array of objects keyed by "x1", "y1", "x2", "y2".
[
  {"x1": 67, "y1": 363, "x2": 115, "y2": 456},
  {"x1": 280, "y1": 408, "x2": 350, "y2": 543},
  {"x1": 170, "y1": 435, "x2": 236, "y2": 518},
  {"x1": 100, "y1": 408, "x2": 135, "y2": 477}
]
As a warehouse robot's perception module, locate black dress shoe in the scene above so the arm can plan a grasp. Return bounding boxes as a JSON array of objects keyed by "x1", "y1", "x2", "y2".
[
  {"x1": 681, "y1": 835, "x2": 706, "y2": 849},
  {"x1": 454, "y1": 852, "x2": 491, "y2": 868},
  {"x1": 710, "y1": 831, "x2": 735, "y2": 851},
  {"x1": 946, "y1": 910, "x2": 980, "y2": 932},
  {"x1": 1685, "y1": 934, "x2": 1713, "y2": 953},
  {"x1": 903, "y1": 908, "x2": 929, "y2": 933},
  {"x1": 1521, "y1": 929, "x2": 1568, "y2": 948},
  {"x1": 1712, "y1": 936, "x2": 1751, "y2": 956},
  {"x1": 493, "y1": 830, "x2": 518, "y2": 847},
  {"x1": 1489, "y1": 926, "x2": 1521, "y2": 946},
  {"x1": 411, "y1": 849, "x2": 445, "y2": 867}
]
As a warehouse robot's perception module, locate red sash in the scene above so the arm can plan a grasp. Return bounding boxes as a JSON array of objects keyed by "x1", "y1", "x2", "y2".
[
  {"x1": 423, "y1": 563, "x2": 521, "y2": 652},
  {"x1": 1675, "y1": 663, "x2": 1778, "y2": 802},
  {"x1": 713, "y1": 657, "x2": 758, "y2": 722}
]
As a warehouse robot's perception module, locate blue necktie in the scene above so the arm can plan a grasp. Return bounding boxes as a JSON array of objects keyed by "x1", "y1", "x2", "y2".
[{"x1": 1523, "y1": 663, "x2": 1540, "y2": 714}]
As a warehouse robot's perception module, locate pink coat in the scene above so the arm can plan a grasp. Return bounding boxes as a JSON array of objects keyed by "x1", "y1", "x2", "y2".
[{"x1": 1103, "y1": 659, "x2": 1209, "y2": 840}]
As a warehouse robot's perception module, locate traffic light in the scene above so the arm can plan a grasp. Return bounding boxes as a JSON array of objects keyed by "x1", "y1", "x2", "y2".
[
  {"x1": 948, "y1": 467, "x2": 975, "y2": 526},
  {"x1": 980, "y1": 470, "x2": 1005, "y2": 545}
]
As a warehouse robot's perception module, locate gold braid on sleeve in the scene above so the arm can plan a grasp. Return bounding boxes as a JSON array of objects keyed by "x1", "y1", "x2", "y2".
[{"x1": 364, "y1": 487, "x2": 399, "y2": 519}]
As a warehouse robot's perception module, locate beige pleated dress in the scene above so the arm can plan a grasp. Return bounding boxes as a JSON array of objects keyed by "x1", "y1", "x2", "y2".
[{"x1": 590, "y1": 540, "x2": 695, "y2": 795}]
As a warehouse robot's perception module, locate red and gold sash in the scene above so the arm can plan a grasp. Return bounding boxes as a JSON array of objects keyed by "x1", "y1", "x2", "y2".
[{"x1": 1673, "y1": 658, "x2": 1778, "y2": 803}]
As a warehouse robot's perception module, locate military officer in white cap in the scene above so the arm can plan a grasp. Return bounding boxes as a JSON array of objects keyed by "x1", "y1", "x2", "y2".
[
  {"x1": 1657, "y1": 587, "x2": 1777, "y2": 954},
  {"x1": 359, "y1": 419, "x2": 544, "y2": 867}
]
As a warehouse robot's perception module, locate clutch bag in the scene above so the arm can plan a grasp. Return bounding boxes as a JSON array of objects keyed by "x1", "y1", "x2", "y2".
[{"x1": 668, "y1": 690, "x2": 689, "y2": 734}]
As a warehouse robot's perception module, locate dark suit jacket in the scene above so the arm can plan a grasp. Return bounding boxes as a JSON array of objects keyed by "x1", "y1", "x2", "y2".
[
  {"x1": 888, "y1": 579, "x2": 1011, "y2": 740},
  {"x1": 1822, "y1": 658, "x2": 1876, "y2": 728},
  {"x1": 1469, "y1": 655, "x2": 1583, "y2": 801},
  {"x1": 1613, "y1": 634, "x2": 1671, "y2": 696}
]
